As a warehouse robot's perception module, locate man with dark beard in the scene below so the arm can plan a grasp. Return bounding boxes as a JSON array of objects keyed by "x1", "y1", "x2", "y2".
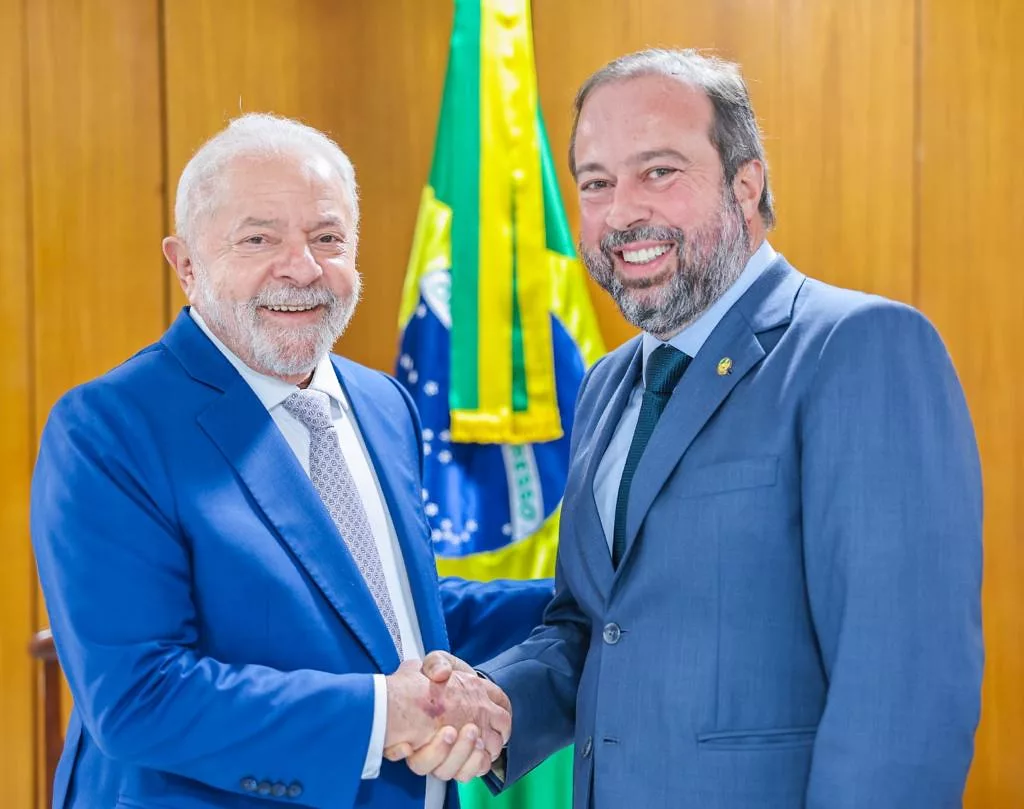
[
  {"x1": 393, "y1": 49, "x2": 983, "y2": 808},
  {"x1": 30, "y1": 113, "x2": 554, "y2": 809}
]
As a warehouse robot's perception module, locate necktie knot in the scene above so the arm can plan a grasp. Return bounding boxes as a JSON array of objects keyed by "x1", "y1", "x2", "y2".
[
  {"x1": 645, "y1": 345, "x2": 691, "y2": 396},
  {"x1": 283, "y1": 389, "x2": 334, "y2": 432}
]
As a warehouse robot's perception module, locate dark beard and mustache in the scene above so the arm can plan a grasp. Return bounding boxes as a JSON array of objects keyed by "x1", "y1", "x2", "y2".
[{"x1": 580, "y1": 185, "x2": 751, "y2": 338}]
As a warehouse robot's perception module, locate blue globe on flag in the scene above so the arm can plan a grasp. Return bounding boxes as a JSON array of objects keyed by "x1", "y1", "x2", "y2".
[{"x1": 397, "y1": 269, "x2": 586, "y2": 559}]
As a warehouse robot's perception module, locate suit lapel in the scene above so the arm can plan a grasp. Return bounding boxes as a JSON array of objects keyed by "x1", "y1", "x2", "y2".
[
  {"x1": 164, "y1": 310, "x2": 401, "y2": 673},
  {"x1": 334, "y1": 358, "x2": 449, "y2": 655},
  {"x1": 574, "y1": 342, "x2": 643, "y2": 590},
  {"x1": 617, "y1": 259, "x2": 806, "y2": 569}
]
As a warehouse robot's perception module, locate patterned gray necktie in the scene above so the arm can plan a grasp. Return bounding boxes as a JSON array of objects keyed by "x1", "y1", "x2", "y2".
[{"x1": 283, "y1": 389, "x2": 401, "y2": 651}]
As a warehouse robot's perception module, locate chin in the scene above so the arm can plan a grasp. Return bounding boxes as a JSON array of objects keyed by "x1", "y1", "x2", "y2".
[
  {"x1": 623, "y1": 285, "x2": 670, "y2": 311},
  {"x1": 262, "y1": 356, "x2": 319, "y2": 380}
]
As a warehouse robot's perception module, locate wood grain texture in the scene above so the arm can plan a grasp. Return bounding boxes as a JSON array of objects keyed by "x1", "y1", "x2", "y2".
[
  {"x1": 771, "y1": 0, "x2": 916, "y2": 302},
  {"x1": 918, "y1": 0, "x2": 1024, "y2": 803},
  {"x1": 23, "y1": 2, "x2": 165, "y2": 805},
  {"x1": 26, "y1": 0, "x2": 167, "y2": 412},
  {"x1": 0, "y1": 0, "x2": 37, "y2": 806}
]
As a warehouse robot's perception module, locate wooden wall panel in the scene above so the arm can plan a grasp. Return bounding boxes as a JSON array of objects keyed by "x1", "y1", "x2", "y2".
[
  {"x1": 26, "y1": 0, "x2": 167, "y2": 411},
  {"x1": 0, "y1": 0, "x2": 36, "y2": 805},
  {"x1": 771, "y1": 0, "x2": 916, "y2": 303},
  {"x1": 24, "y1": 1, "x2": 165, "y2": 806},
  {"x1": 918, "y1": 0, "x2": 1024, "y2": 803},
  {"x1": 163, "y1": 0, "x2": 454, "y2": 373}
]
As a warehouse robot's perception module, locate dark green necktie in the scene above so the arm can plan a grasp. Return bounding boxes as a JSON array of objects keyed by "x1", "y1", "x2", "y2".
[{"x1": 611, "y1": 345, "x2": 692, "y2": 568}]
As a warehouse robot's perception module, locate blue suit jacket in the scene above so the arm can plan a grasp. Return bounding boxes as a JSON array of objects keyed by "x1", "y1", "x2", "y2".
[
  {"x1": 480, "y1": 258, "x2": 984, "y2": 808},
  {"x1": 31, "y1": 311, "x2": 553, "y2": 809}
]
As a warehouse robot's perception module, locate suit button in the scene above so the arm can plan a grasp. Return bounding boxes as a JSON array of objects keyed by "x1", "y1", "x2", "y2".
[
  {"x1": 257, "y1": 781, "x2": 272, "y2": 796},
  {"x1": 272, "y1": 783, "x2": 287, "y2": 798},
  {"x1": 240, "y1": 777, "x2": 258, "y2": 793},
  {"x1": 581, "y1": 736, "x2": 593, "y2": 758},
  {"x1": 287, "y1": 782, "x2": 304, "y2": 799},
  {"x1": 602, "y1": 622, "x2": 621, "y2": 645}
]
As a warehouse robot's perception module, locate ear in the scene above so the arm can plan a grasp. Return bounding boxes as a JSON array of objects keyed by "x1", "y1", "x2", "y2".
[
  {"x1": 162, "y1": 236, "x2": 197, "y2": 299},
  {"x1": 731, "y1": 159, "x2": 765, "y2": 228}
]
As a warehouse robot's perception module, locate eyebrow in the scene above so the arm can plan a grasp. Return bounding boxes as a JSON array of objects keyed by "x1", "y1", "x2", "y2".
[
  {"x1": 310, "y1": 216, "x2": 345, "y2": 231},
  {"x1": 236, "y1": 216, "x2": 281, "y2": 229},
  {"x1": 575, "y1": 148, "x2": 692, "y2": 177},
  {"x1": 634, "y1": 148, "x2": 691, "y2": 165},
  {"x1": 234, "y1": 216, "x2": 347, "y2": 231}
]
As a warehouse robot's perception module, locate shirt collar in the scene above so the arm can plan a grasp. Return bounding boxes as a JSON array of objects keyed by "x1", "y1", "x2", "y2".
[
  {"x1": 641, "y1": 239, "x2": 777, "y2": 382},
  {"x1": 189, "y1": 308, "x2": 349, "y2": 414}
]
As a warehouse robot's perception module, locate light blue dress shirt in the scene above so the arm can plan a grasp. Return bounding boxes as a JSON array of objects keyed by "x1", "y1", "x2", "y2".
[{"x1": 592, "y1": 240, "x2": 778, "y2": 549}]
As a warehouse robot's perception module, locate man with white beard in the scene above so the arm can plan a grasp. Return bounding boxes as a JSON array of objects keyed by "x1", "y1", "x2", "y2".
[{"x1": 31, "y1": 113, "x2": 552, "y2": 809}]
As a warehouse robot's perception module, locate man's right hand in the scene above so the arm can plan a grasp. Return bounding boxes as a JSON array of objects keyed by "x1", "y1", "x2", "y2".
[{"x1": 383, "y1": 654, "x2": 511, "y2": 764}]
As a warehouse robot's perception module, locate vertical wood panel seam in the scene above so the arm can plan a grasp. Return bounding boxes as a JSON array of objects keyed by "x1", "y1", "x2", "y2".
[
  {"x1": 20, "y1": 0, "x2": 40, "y2": 805},
  {"x1": 157, "y1": 0, "x2": 171, "y2": 328},
  {"x1": 911, "y1": 0, "x2": 923, "y2": 310}
]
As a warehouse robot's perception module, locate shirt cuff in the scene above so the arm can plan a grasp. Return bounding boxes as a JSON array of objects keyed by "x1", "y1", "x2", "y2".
[
  {"x1": 491, "y1": 749, "x2": 507, "y2": 783},
  {"x1": 362, "y1": 674, "x2": 387, "y2": 779}
]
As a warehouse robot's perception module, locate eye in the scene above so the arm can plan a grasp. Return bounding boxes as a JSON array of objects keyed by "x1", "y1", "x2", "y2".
[
  {"x1": 243, "y1": 234, "x2": 267, "y2": 245},
  {"x1": 316, "y1": 233, "x2": 342, "y2": 243},
  {"x1": 579, "y1": 179, "x2": 611, "y2": 193},
  {"x1": 646, "y1": 167, "x2": 677, "y2": 180}
]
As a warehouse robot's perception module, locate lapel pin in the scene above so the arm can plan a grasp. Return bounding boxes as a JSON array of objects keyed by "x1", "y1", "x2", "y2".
[{"x1": 717, "y1": 357, "x2": 733, "y2": 376}]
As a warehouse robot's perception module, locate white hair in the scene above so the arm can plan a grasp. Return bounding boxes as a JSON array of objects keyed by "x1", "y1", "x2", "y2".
[{"x1": 173, "y1": 112, "x2": 359, "y2": 244}]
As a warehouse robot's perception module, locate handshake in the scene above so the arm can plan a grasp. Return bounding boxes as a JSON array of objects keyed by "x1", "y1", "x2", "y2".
[{"x1": 383, "y1": 651, "x2": 509, "y2": 783}]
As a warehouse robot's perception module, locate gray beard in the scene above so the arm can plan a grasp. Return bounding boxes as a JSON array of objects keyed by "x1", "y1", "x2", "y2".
[
  {"x1": 191, "y1": 264, "x2": 359, "y2": 378},
  {"x1": 581, "y1": 186, "x2": 750, "y2": 338}
]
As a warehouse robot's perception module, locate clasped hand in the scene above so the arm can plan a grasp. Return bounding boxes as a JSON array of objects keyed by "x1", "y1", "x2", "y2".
[{"x1": 383, "y1": 651, "x2": 508, "y2": 783}]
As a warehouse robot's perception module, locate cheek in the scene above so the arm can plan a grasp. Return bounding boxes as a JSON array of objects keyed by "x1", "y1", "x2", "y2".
[
  {"x1": 578, "y1": 208, "x2": 606, "y2": 250},
  {"x1": 663, "y1": 189, "x2": 719, "y2": 231},
  {"x1": 206, "y1": 259, "x2": 270, "y2": 302},
  {"x1": 323, "y1": 260, "x2": 359, "y2": 296}
]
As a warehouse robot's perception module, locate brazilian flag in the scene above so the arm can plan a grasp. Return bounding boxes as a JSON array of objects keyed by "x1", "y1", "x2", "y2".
[{"x1": 396, "y1": 0, "x2": 603, "y2": 805}]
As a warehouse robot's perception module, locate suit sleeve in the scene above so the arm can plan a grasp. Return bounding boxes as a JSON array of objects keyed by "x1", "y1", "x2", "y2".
[
  {"x1": 438, "y1": 576, "x2": 554, "y2": 666},
  {"x1": 800, "y1": 300, "x2": 984, "y2": 807},
  {"x1": 477, "y1": 553, "x2": 590, "y2": 788},
  {"x1": 31, "y1": 389, "x2": 375, "y2": 809},
  {"x1": 472, "y1": 358, "x2": 606, "y2": 789}
]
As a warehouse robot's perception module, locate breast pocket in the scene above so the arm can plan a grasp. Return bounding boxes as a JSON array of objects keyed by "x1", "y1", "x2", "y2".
[
  {"x1": 674, "y1": 456, "x2": 778, "y2": 499},
  {"x1": 697, "y1": 725, "x2": 817, "y2": 750}
]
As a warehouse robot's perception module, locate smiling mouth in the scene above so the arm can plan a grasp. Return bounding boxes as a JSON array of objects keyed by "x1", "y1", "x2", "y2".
[
  {"x1": 618, "y1": 244, "x2": 673, "y2": 265},
  {"x1": 260, "y1": 304, "x2": 321, "y2": 313}
]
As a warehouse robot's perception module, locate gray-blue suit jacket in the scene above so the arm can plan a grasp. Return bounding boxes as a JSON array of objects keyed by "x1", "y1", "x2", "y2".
[{"x1": 479, "y1": 257, "x2": 983, "y2": 809}]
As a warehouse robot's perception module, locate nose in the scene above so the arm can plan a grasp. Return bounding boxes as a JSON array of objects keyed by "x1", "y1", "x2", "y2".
[
  {"x1": 605, "y1": 180, "x2": 651, "y2": 232},
  {"x1": 275, "y1": 241, "x2": 323, "y2": 286}
]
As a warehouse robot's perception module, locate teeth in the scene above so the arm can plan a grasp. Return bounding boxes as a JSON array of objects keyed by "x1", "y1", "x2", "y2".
[
  {"x1": 265, "y1": 304, "x2": 316, "y2": 312},
  {"x1": 622, "y1": 245, "x2": 671, "y2": 264}
]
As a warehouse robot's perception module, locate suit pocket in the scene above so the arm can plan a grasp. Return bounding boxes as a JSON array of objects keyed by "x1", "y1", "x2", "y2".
[
  {"x1": 697, "y1": 725, "x2": 816, "y2": 750},
  {"x1": 675, "y1": 456, "x2": 778, "y2": 499}
]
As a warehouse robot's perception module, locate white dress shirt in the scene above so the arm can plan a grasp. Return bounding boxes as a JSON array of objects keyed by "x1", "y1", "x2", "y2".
[
  {"x1": 190, "y1": 310, "x2": 444, "y2": 809},
  {"x1": 592, "y1": 240, "x2": 778, "y2": 548}
]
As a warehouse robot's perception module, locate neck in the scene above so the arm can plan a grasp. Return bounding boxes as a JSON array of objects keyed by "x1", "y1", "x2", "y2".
[{"x1": 293, "y1": 371, "x2": 315, "y2": 388}]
